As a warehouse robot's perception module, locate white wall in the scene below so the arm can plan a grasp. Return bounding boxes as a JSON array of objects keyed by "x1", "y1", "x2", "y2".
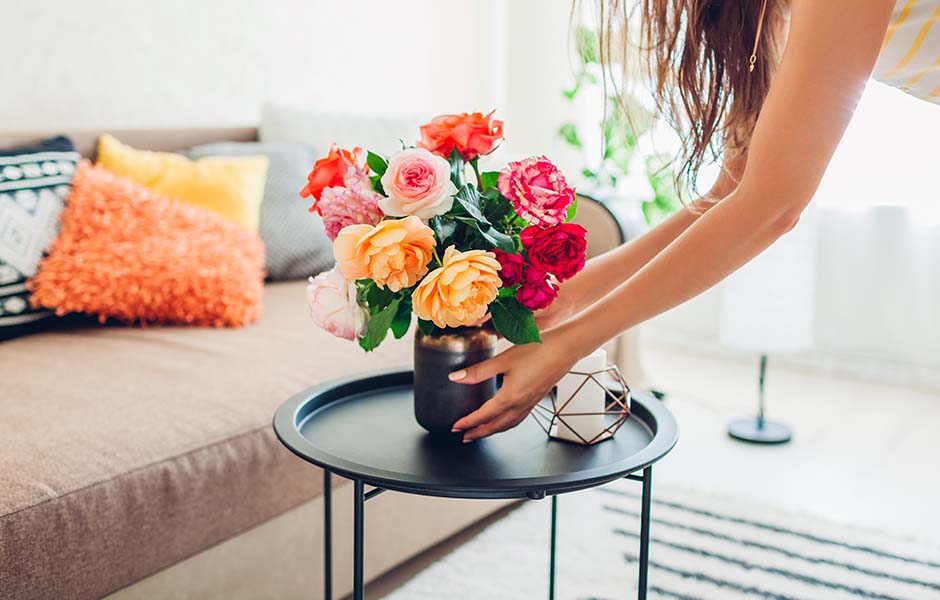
[{"x1": 0, "y1": 0, "x2": 509, "y2": 130}]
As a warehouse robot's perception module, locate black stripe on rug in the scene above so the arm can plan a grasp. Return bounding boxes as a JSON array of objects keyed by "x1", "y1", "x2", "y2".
[
  {"x1": 604, "y1": 504, "x2": 940, "y2": 591},
  {"x1": 618, "y1": 529, "x2": 908, "y2": 600},
  {"x1": 601, "y1": 487, "x2": 940, "y2": 569},
  {"x1": 623, "y1": 551, "x2": 802, "y2": 600}
]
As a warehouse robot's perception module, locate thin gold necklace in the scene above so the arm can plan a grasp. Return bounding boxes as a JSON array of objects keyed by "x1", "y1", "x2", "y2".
[{"x1": 749, "y1": 0, "x2": 770, "y2": 73}]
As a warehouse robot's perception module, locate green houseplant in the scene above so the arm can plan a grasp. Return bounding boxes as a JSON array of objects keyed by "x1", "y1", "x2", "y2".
[{"x1": 558, "y1": 28, "x2": 681, "y2": 227}]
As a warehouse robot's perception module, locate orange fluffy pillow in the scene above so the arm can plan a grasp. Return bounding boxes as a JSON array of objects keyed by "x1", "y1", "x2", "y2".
[{"x1": 31, "y1": 163, "x2": 265, "y2": 327}]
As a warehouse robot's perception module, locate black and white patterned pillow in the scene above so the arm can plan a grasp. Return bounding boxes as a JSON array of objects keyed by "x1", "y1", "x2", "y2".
[{"x1": 0, "y1": 136, "x2": 79, "y2": 341}]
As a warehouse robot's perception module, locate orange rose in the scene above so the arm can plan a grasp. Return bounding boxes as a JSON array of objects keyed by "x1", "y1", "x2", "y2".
[
  {"x1": 300, "y1": 144, "x2": 363, "y2": 207},
  {"x1": 412, "y1": 246, "x2": 502, "y2": 328},
  {"x1": 333, "y1": 216, "x2": 436, "y2": 292},
  {"x1": 419, "y1": 111, "x2": 504, "y2": 161}
]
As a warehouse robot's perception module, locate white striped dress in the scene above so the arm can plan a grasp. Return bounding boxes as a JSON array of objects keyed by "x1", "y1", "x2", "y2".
[{"x1": 872, "y1": 0, "x2": 940, "y2": 103}]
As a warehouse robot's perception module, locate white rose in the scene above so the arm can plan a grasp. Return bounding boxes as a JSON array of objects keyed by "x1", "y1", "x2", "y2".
[{"x1": 306, "y1": 267, "x2": 368, "y2": 341}]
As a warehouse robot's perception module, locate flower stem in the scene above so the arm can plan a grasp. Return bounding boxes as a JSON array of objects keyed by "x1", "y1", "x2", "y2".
[{"x1": 470, "y1": 159, "x2": 482, "y2": 189}]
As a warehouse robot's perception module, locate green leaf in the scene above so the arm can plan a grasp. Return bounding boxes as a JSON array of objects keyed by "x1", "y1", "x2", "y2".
[
  {"x1": 366, "y1": 151, "x2": 388, "y2": 177},
  {"x1": 490, "y1": 297, "x2": 541, "y2": 345},
  {"x1": 562, "y1": 80, "x2": 581, "y2": 101},
  {"x1": 575, "y1": 27, "x2": 599, "y2": 65},
  {"x1": 416, "y1": 318, "x2": 436, "y2": 336},
  {"x1": 390, "y1": 301, "x2": 412, "y2": 339},
  {"x1": 498, "y1": 285, "x2": 517, "y2": 298},
  {"x1": 370, "y1": 174, "x2": 385, "y2": 196},
  {"x1": 581, "y1": 168, "x2": 597, "y2": 180},
  {"x1": 450, "y1": 185, "x2": 516, "y2": 253},
  {"x1": 430, "y1": 216, "x2": 457, "y2": 247},
  {"x1": 359, "y1": 298, "x2": 400, "y2": 352},
  {"x1": 558, "y1": 123, "x2": 582, "y2": 149},
  {"x1": 565, "y1": 197, "x2": 579, "y2": 223},
  {"x1": 480, "y1": 171, "x2": 500, "y2": 191},
  {"x1": 363, "y1": 281, "x2": 395, "y2": 310},
  {"x1": 448, "y1": 148, "x2": 465, "y2": 188}
]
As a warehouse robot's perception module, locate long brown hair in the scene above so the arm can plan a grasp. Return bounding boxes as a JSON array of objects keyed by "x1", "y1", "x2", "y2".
[{"x1": 583, "y1": 0, "x2": 786, "y2": 193}]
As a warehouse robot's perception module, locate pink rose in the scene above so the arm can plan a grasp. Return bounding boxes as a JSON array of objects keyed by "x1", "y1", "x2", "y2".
[
  {"x1": 379, "y1": 148, "x2": 457, "y2": 220},
  {"x1": 515, "y1": 268, "x2": 558, "y2": 311},
  {"x1": 306, "y1": 267, "x2": 369, "y2": 341},
  {"x1": 498, "y1": 156, "x2": 575, "y2": 226},
  {"x1": 318, "y1": 180, "x2": 384, "y2": 240}
]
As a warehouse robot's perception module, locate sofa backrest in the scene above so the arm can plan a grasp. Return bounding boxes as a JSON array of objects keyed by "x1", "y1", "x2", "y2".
[{"x1": 0, "y1": 128, "x2": 259, "y2": 157}]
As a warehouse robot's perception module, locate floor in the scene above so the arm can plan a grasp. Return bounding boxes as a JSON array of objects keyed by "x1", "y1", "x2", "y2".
[{"x1": 357, "y1": 341, "x2": 940, "y2": 598}]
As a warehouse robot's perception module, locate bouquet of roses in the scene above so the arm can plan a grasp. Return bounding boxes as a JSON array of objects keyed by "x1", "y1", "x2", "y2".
[{"x1": 302, "y1": 111, "x2": 587, "y2": 351}]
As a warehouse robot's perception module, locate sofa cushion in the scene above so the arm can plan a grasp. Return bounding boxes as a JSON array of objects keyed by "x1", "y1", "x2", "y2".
[
  {"x1": 0, "y1": 280, "x2": 413, "y2": 600},
  {"x1": 185, "y1": 141, "x2": 335, "y2": 281},
  {"x1": 96, "y1": 134, "x2": 268, "y2": 231},
  {"x1": 0, "y1": 136, "x2": 80, "y2": 340}
]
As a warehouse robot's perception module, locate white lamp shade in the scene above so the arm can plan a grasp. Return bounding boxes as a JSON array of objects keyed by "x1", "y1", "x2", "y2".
[{"x1": 719, "y1": 211, "x2": 818, "y2": 354}]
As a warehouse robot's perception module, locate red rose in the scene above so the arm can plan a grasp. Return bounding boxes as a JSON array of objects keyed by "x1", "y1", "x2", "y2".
[
  {"x1": 520, "y1": 223, "x2": 587, "y2": 282},
  {"x1": 418, "y1": 111, "x2": 504, "y2": 161},
  {"x1": 300, "y1": 144, "x2": 361, "y2": 208},
  {"x1": 492, "y1": 249, "x2": 526, "y2": 286},
  {"x1": 516, "y1": 268, "x2": 558, "y2": 311}
]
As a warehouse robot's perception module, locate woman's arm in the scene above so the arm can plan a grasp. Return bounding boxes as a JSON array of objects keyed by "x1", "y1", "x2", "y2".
[
  {"x1": 540, "y1": 151, "x2": 745, "y2": 329},
  {"x1": 452, "y1": 0, "x2": 895, "y2": 441}
]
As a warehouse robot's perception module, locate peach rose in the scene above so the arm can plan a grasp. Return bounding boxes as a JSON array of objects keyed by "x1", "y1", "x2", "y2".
[
  {"x1": 306, "y1": 266, "x2": 368, "y2": 341},
  {"x1": 333, "y1": 216, "x2": 436, "y2": 292},
  {"x1": 379, "y1": 148, "x2": 457, "y2": 220},
  {"x1": 419, "y1": 111, "x2": 504, "y2": 161},
  {"x1": 412, "y1": 246, "x2": 502, "y2": 328}
]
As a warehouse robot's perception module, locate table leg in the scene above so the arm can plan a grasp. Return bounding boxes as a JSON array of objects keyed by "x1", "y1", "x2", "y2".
[
  {"x1": 353, "y1": 479, "x2": 365, "y2": 600},
  {"x1": 324, "y1": 470, "x2": 332, "y2": 600},
  {"x1": 637, "y1": 466, "x2": 652, "y2": 600},
  {"x1": 548, "y1": 495, "x2": 557, "y2": 600}
]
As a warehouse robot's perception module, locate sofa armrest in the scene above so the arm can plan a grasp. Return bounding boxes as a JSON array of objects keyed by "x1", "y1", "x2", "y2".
[
  {"x1": 569, "y1": 194, "x2": 652, "y2": 390},
  {"x1": 571, "y1": 194, "x2": 626, "y2": 260}
]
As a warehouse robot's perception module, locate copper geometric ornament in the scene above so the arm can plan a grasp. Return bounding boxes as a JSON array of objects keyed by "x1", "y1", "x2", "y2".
[{"x1": 530, "y1": 365, "x2": 632, "y2": 445}]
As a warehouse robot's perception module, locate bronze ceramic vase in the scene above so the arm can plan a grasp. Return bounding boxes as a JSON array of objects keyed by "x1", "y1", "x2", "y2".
[{"x1": 413, "y1": 325, "x2": 497, "y2": 435}]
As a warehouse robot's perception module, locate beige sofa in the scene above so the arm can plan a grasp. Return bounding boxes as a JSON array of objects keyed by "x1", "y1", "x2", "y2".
[{"x1": 0, "y1": 128, "x2": 633, "y2": 600}]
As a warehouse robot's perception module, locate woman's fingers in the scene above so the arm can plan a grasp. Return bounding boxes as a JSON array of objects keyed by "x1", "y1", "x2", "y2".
[
  {"x1": 462, "y1": 411, "x2": 520, "y2": 443},
  {"x1": 448, "y1": 352, "x2": 508, "y2": 385},
  {"x1": 451, "y1": 392, "x2": 507, "y2": 432}
]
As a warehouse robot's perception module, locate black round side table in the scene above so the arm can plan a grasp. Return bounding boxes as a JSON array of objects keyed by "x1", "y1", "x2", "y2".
[{"x1": 273, "y1": 369, "x2": 678, "y2": 600}]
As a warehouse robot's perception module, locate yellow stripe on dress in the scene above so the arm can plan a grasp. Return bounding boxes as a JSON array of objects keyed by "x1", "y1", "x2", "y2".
[
  {"x1": 883, "y1": 0, "x2": 917, "y2": 51},
  {"x1": 903, "y1": 55, "x2": 940, "y2": 89},
  {"x1": 928, "y1": 84, "x2": 940, "y2": 99},
  {"x1": 886, "y1": 3, "x2": 940, "y2": 77}
]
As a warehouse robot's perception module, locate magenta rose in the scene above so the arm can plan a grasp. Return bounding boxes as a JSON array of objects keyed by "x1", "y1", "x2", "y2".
[
  {"x1": 492, "y1": 249, "x2": 527, "y2": 286},
  {"x1": 520, "y1": 223, "x2": 587, "y2": 282},
  {"x1": 318, "y1": 180, "x2": 384, "y2": 240},
  {"x1": 498, "y1": 156, "x2": 575, "y2": 226},
  {"x1": 516, "y1": 267, "x2": 558, "y2": 311}
]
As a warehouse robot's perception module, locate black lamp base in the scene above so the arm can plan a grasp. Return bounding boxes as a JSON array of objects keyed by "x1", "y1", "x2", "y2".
[{"x1": 727, "y1": 418, "x2": 792, "y2": 444}]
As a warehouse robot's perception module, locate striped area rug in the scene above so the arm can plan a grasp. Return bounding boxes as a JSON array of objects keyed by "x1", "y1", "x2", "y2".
[{"x1": 384, "y1": 480, "x2": 940, "y2": 599}]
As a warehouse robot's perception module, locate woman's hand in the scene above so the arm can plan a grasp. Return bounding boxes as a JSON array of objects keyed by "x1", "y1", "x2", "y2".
[{"x1": 449, "y1": 326, "x2": 584, "y2": 443}]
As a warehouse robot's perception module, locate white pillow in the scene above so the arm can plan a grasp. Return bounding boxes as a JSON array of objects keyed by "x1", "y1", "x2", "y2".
[{"x1": 260, "y1": 103, "x2": 424, "y2": 157}]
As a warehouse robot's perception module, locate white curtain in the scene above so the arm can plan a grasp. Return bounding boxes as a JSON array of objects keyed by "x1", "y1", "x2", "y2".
[{"x1": 647, "y1": 82, "x2": 940, "y2": 391}]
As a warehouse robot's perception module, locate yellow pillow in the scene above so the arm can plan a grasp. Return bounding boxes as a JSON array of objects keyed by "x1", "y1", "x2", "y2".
[{"x1": 96, "y1": 134, "x2": 268, "y2": 231}]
